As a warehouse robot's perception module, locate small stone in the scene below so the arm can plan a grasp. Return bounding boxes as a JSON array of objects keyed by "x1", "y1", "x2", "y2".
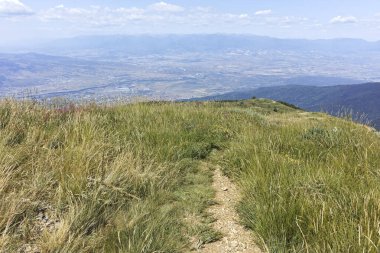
[
  {"x1": 230, "y1": 240, "x2": 238, "y2": 248},
  {"x1": 222, "y1": 187, "x2": 228, "y2": 191}
]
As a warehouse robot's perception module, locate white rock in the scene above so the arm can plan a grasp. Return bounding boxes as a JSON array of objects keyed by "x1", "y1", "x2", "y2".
[{"x1": 230, "y1": 240, "x2": 239, "y2": 248}]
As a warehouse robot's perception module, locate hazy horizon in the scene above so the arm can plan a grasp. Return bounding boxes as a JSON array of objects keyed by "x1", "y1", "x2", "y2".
[
  {"x1": 1, "y1": 0, "x2": 380, "y2": 48},
  {"x1": 2, "y1": 33, "x2": 380, "y2": 53},
  {"x1": 1, "y1": 0, "x2": 380, "y2": 106}
]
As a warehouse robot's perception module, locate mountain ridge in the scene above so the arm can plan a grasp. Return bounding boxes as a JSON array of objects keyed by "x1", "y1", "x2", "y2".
[
  {"x1": 186, "y1": 82, "x2": 380, "y2": 129},
  {"x1": 34, "y1": 34, "x2": 380, "y2": 57}
]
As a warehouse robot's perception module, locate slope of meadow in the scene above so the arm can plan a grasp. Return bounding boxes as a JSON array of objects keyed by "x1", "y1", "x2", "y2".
[{"x1": 0, "y1": 99, "x2": 379, "y2": 252}]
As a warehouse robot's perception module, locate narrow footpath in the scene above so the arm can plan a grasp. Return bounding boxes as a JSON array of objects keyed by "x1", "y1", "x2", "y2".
[{"x1": 198, "y1": 167, "x2": 264, "y2": 253}]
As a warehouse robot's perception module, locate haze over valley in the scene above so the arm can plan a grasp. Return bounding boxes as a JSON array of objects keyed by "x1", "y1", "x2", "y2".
[{"x1": 0, "y1": 34, "x2": 378, "y2": 101}]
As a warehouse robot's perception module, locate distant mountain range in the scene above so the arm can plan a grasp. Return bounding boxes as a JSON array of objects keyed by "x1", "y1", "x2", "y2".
[
  {"x1": 188, "y1": 83, "x2": 380, "y2": 129},
  {"x1": 35, "y1": 34, "x2": 380, "y2": 57}
]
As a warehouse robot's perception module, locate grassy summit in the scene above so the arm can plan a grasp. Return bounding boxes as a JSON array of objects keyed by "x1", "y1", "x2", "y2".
[{"x1": 0, "y1": 99, "x2": 379, "y2": 252}]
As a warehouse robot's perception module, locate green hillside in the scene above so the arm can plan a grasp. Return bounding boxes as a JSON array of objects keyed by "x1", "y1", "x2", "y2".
[
  {"x1": 190, "y1": 83, "x2": 380, "y2": 129},
  {"x1": 0, "y1": 99, "x2": 379, "y2": 252},
  {"x1": 251, "y1": 83, "x2": 380, "y2": 129}
]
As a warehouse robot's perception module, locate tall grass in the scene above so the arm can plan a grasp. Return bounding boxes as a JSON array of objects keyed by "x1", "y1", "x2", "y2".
[
  {"x1": 0, "y1": 98, "x2": 379, "y2": 252},
  {"x1": 0, "y1": 100, "x2": 229, "y2": 252},
  {"x1": 219, "y1": 106, "x2": 380, "y2": 252}
]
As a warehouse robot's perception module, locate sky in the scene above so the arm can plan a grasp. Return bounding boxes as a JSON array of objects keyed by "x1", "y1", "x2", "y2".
[{"x1": 1, "y1": 0, "x2": 380, "y2": 47}]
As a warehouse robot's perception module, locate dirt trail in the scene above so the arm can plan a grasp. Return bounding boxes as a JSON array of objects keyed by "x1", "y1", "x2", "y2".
[{"x1": 197, "y1": 167, "x2": 263, "y2": 253}]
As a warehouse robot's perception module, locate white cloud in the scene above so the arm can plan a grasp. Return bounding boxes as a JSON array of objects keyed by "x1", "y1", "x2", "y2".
[
  {"x1": 330, "y1": 15, "x2": 358, "y2": 24},
  {"x1": 36, "y1": 3, "x2": 315, "y2": 34},
  {"x1": 148, "y1": 2, "x2": 184, "y2": 12},
  {"x1": 0, "y1": 0, "x2": 33, "y2": 16},
  {"x1": 238, "y1": 14, "x2": 249, "y2": 19},
  {"x1": 259, "y1": 15, "x2": 309, "y2": 27},
  {"x1": 255, "y1": 9, "x2": 272, "y2": 16},
  {"x1": 40, "y1": 5, "x2": 147, "y2": 25}
]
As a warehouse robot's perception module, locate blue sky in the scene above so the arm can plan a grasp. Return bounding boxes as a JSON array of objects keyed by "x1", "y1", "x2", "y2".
[{"x1": 1, "y1": 0, "x2": 380, "y2": 46}]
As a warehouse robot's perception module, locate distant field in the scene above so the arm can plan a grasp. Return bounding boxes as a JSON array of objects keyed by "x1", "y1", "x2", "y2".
[{"x1": 0, "y1": 99, "x2": 379, "y2": 252}]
